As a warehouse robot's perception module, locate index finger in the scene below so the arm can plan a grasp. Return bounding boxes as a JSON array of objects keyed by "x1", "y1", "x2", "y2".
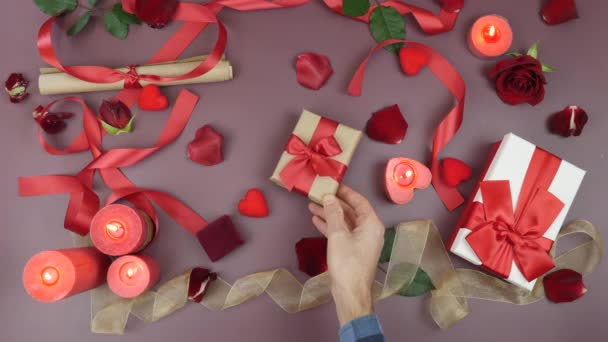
[{"x1": 337, "y1": 185, "x2": 373, "y2": 216}]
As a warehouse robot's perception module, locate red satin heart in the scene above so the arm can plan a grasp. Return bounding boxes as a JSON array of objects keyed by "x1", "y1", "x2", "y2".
[
  {"x1": 138, "y1": 85, "x2": 169, "y2": 111},
  {"x1": 542, "y1": 0, "x2": 579, "y2": 25},
  {"x1": 187, "y1": 125, "x2": 224, "y2": 166},
  {"x1": 295, "y1": 53, "x2": 334, "y2": 90},
  {"x1": 543, "y1": 269, "x2": 587, "y2": 303},
  {"x1": 238, "y1": 189, "x2": 269, "y2": 218},
  {"x1": 399, "y1": 47, "x2": 430, "y2": 76},
  {"x1": 440, "y1": 158, "x2": 472, "y2": 187},
  {"x1": 366, "y1": 104, "x2": 408, "y2": 144},
  {"x1": 385, "y1": 158, "x2": 432, "y2": 205}
]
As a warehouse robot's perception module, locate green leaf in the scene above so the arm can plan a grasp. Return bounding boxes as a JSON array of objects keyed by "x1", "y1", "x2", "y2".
[
  {"x1": 33, "y1": 0, "x2": 77, "y2": 16},
  {"x1": 67, "y1": 11, "x2": 92, "y2": 36},
  {"x1": 343, "y1": 0, "x2": 370, "y2": 17},
  {"x1": 103, "y1": 10, "x2": 129, "y2": 40},
  {"x1": 506, "y1": 52, "x2": 522, "y2": 57},
  {"x1": 398, "y1": 265, "x2": 435, "y2": 297},
  {"x1": 369, "y1": 5, "x2": 406, "y2": 54},
  {"x1": 100, "y1": 116, "x2": 135, "y2": 136},
  {"x1": 379, "y1": 227, "x2": 396, "y2": 263},
  {"x1": 88, "y1": 0, "x2": 98, "y2": 6},
  {"x1": 112, "y1": 3, "x2": 141, "y2": 25},
  {"x1": 527, "y1": 41, "x2": 540, "y2": 59},
  {"x1": 542, "y1": 63, "x2": 556, "y2": 73}
]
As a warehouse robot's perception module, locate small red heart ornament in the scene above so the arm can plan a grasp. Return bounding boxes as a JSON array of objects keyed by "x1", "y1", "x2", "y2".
[
  {"x1": 366, "y1": 105, "x2": 408, "y2": 144},
  {"x1": 138, "y1": 85, "x2": 169, "y2": 111},
  {"x1": 440, "y1": 158, "x2": 472, "y2": 187},
  {"x1": 238, "y1": 189, "x2": 270, "y2": 218},
  {"x1": 385, "y1": 158, "x2": 432, "y2": 205},
  {"x1": 399, "y1": 47, "x2": 431, "y2": 76},
  {"x1": 295, "y1": 53, "x2": 334, "y2": 90},
  {"x1": 187, "y1": 125, "x2": 224, "y2": 166}
]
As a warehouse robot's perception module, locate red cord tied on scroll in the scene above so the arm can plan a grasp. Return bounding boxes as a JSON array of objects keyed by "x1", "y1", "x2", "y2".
[{"x1": 464, "y1": 180, "x2": 564, "y2": 282}]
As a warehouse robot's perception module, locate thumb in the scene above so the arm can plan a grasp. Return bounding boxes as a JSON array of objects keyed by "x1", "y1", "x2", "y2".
[{"x1": 323, "y1": 194, "x2": 346, "y2": 234}]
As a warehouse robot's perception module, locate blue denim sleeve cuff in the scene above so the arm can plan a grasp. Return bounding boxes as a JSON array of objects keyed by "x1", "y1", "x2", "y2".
[{"x1": 339, "y1": 314, "x2": 385, "y2": 342}]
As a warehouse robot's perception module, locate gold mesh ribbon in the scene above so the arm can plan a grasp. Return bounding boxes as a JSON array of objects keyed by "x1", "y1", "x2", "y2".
[{"x1": 89, "y1": 219, "x2": 602, "y2": 334}]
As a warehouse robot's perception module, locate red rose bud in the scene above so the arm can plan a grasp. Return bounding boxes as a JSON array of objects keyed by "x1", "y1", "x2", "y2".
[
  {"x1": 4, "y1": 73, "x2": 29, "y2": 103},
  {"x1": 33, "y1": 105, "x2": 74, "y2": 135},
  {"x1": 187, "y1": 268, "x2": 217, "y2": 303},
  {"x1": 99, "y1": 100, "x2": 134, "y2": 135},
  {"x1": 295, "y1": 237, "x2": 328, "y2": 277},
  {"x1": 543, "y1": 269, "x2": 587, "y2": 303},
  {"x1": 295, "y1": 53, "x2": 334, "y2": 90},
  {"x1": 549, "y1": 105, "x2": 588, "y2": 137},
  {"x1": 135, "y1": 0, "x2": 179, "y2": 29},
  {"x1": 542, "y1": 0, "x2": 579, "y2": 25},
  {"x1": 488, "y1": 55, "x2": 547, "y2": 106},
  {"x1": 366, "y1": 104, "x2": 408, "y2": 144},
  {"x1": 441, "y1": 0, "x2": 464, "y2": 13}
]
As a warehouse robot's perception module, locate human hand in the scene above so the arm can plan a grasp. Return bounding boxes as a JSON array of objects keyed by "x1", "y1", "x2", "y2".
[{"x1": 308, "y1": 185, "x2": 385, "y2": 326}]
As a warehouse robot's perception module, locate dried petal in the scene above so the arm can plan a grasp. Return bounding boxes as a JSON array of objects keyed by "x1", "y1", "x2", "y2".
[
  {"x1": 33, "y1": 105, "x2": 74, "y2": 135},
  {"x1": 188, "y1": 268, "x2": 217, "y2": 303},
  {"x1": 187, "y1": 125, "x2": 224, "y2": 166},
  {"x1": 549, "y1": 105, "x2": 588, "y2": 137},
  {"x1": 441, "y1": 158, "x2": 473, "y2": 187},
  {"x1": 4, "y1": 73, "x2": 29, "y2": 103},
  {"x1": 542, "y1": 0, "x2": 579, "y2": 25},
  {"x1": 441, "y1": 0, "x2": 464, "y2": 13},
  {"x1": 295, "y1": 53, "x2": 334, "y2": 90},
  {"x1": 366, "y1": 104, "x2": 408, "y2": 144},
  {"x1": 134, "y1": 0, "x2": 178, "y2": 29},
  {"x1": 543, "y1": 269, "x2": 587, "y2": 303},
  {"x1": 295, "y1": 237, "x2": 328, "y2": 277},
  {"x1": 99, "y1": 100, "x2": 134, "y2": 135}
]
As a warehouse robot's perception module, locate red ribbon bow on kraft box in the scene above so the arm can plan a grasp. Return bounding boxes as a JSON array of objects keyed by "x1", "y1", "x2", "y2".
[
  {"x1": 447, "y1": 133, "x2": 586, "y2": 290},
  {"x1": 271, "y1": 110, "x2": 362, "y2": 204}
]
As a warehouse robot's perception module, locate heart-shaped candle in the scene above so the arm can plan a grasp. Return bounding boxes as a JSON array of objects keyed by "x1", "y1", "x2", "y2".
[{"x1": 384, "y1": 158, "x2": 432, "y2": 204}]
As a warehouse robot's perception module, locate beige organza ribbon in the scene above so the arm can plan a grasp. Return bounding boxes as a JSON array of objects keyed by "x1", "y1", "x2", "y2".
[{"x1": 88, "y1": 219, "x2": 602, "y2": 334}]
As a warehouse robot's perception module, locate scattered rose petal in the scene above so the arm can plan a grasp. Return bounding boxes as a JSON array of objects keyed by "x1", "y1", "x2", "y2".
[
  {"x1": 134, "y1": 0, "x2": 178, "y2": 28},
  {"x1": 187, "y1": 125, "x2": 224, "y2": 166},
  {"x1": 542, "y1": 0, "x2": 579, "y2": 25},
  {"x1": 138, "y1": 84, "x2": 169, "y2": 111},
  {"x1": 188, "y1": 268, "x2": 217, "y2": 303},
  {"x1": 33, "y1": 105, "x2": 74, "y2": 135},
  {"x1": 366, "y1": 104, "x2": 408, "y2": 144},
  {"x1": 295, "y1": 53, "x2": 334, "y2": 90},
  {"x1": 399, "y1": 46, "x2": 430, "y2": 76},
  {"x1": 99, "y1": 100, "x2": 134, "y2": 135},
  {"x1": 238, "y1": 189, "x2": 270, "y2": 218},
  {"x1": 295, "y1": 237, "x2": 328, "y2": 277},
  {"x1": 4, "y1": 73, "x2": 29, "y2": 103},
  {"x1": 441, "y1": 158, "x2": 472, "y2": 187},
  {"x1": 543, "y1": 269, "x2": 587, "y2": 303},
  {"x1": 441, "y1": 0, "x2": 464, "y2": 13},
  {"x1": 549, "y1": 105, "x2": 588, "y2": 137}
]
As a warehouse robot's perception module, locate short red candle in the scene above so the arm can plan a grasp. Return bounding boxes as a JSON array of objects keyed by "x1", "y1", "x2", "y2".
[
  {"x1": 107, "y1": 254, "x2": 160, "y2": 298},
  {"x1": 23, "y1": 247, "x2": 110, "y2": 303},
  {"x1": 90, "y1": 204, "x2": 155, "y2": 256},
  {"x1": 468, "y1": 15, "x2": 513, "y2": 58}
]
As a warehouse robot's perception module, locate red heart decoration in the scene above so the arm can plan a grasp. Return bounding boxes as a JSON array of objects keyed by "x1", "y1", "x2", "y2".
[
  {"x1": 295, "y1": 53, "x2": 334, "y2": 90},
  {"x1": 138, "y1": 85, "x2": 169, "y2": 111},
  {"x1": 187, "y1": 125, "x2": 224, "y2": 166},
  {"x1": 543, "y1": 269, "x2": 587, "y2": 303},
  {"x1": 542, "y1": 0, "x2": 579, "y2": 26},
  {"x1": 238, "y1": 189, "x2": 269, "y2": 218},
  {"x1": 366, "y1": 104, "x2": 408, "y2": 144},
  {"x1": 399, "y1": 47, "x2": 430, "y2": 76},
  {"x1": 440, "y1": 158, "x2": 472, "y2": 187},
  {"x1": 384, "y1": 158, "x2": 432, "y2": 205}
]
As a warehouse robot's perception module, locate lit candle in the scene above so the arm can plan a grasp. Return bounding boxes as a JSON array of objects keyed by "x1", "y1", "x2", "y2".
[
  {"x1": 90, "y1": 204, "x2": 155, "y2": 256},
  {"x1": 22, "y1": 247, "x2": 110, "y2": 303},
  {"x1": 468, "y1": 15, "x2": 513, "y2": 58},
  {"x1": 384, "y1": 158, "x2": 432, "y2": 204},
  {"x1": 107, "y1": 254, "x2": 160, "y2": 298}
]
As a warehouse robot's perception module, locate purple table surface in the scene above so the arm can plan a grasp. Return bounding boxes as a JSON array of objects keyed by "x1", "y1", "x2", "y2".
[{"x1": 1, "y1": 0, "x2": 607, "y2": 341}]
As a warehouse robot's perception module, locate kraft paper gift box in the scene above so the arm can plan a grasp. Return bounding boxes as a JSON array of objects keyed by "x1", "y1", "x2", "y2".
[
  {"x1": 270, "y1": 110, "x2": 362, "y2": 204},
  {"x1": 447, "y1": 133, "x2": 586, "y2": 291}
]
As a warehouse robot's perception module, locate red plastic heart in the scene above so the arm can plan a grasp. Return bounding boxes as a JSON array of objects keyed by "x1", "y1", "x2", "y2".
[
  {"x1": 440, "y1": 158, "x2": 472, "y2": 187},
  {"x1": 385, "y1": 158, "x2": 432, "y2": 205},
  {"x1": 295, "y1": 53, "x2": 334, "y2": 90},
  {"x1": 238, "y1": 189, "x2": 269, "y2": 218},
  {"x1": 399, "y1": 47, "x2": 431, "y2": 76},
  {"x1": 366, "y1": 104, "x2": 408, "y2": 144},
  {"x1": 138, "y1": 85, "x2": 169, "y2": 111},
  {"x1": 187, "y1": 125, "x2": 224, "y2": 166},
  {"x1": 543, "y1": 269, "x2": 587, "y2": 303},
  {"x1": 542, "y1": 0, "x2": 579, "y2": 25}
]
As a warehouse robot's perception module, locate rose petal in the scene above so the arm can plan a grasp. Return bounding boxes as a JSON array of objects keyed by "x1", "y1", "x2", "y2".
[
  {"x1": 549, "y1": 105, "x2": 588, "y2": 137},
  {"x1": 295, "y1": 53, "x2": 334, "y2": 90},
  {"x1": 542, "y1": 0, "x2": 579, "y2": 25},
  {"x1": 188, "y1": 268, "x2": 217, "y2": 303},
  {"x1": 441, "y1": 0, "x2": 464, "y2": 13},
  {"x1": 366, "y1": 104, "x2": 408, "y2": 144},
  {"x1": 543, "y1": 269, "x2": 587, "y2": 303},
  {"x1": 440, "y1": 158, "x2": 472, "y2": 187},
  {"x1": 295, "y1": 237, "x2": 328, "y2": 277},
  {"x1": 134, "y1": 0, "x2": 179, "y2": 28},
  {"x1": 33, "y1": 105, "x2": 74, "y2": 135},
  {"x1": 187, "y1": 125, "x2": 224, "y2": 166},
  {"x1": 4, "y1": 73, "x2": 29, "y2": 103}
]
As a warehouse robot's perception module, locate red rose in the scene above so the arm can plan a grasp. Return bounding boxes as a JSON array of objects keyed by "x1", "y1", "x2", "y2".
[
  {"x1": 4, "y1": 73, "x2": 29, "y2": 103},
  {"x1": 295, "y1": 237, "x2": 328, "y2": 277},
  {"x1": 488, "y1": 55, "x2": 547, "y2": 106},
  {"x1": 135, "y1": 0, "x2": 179, "y2": 29}
]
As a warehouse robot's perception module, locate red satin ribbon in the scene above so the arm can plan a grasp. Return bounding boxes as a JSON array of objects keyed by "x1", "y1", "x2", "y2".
[
  {"x1": 348, "y1": 39, "x2": 466, "y2": 210},
  {"x1": 279, "y1": 118, "x2": 348, "y2": 196}
]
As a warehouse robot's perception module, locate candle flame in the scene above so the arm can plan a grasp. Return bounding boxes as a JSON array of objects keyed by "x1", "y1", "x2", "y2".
[
  {"x1": 488, "y1": 25, "x2": 496, "y2": 37},
  {"x1": 106, "y1": 222, "x2": 119, "y2": 232},
  {"x1": 127, "y1": 268, "x2": 137, "y2": 278},
  {"x1": 43, "y1": 272, "x2": 53, "y2": 281},
  {"x1": 405, "y1": 170, "x2": 413, "y2": 178}
]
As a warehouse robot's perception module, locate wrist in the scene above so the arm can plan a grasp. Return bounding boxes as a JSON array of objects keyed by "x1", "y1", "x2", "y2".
[{"x1": 332, "y1": 284, "x2": 374, "y2": 326}]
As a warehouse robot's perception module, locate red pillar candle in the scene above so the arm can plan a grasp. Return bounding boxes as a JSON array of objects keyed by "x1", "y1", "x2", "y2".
[
  {"x1": 468, "y1": 15, "x2": 513, "y2": 58},
  {"x1": 107, "y1": 254, "x2": 160, "y2": 298},
  {"x1": 90, "y1": 204, "x2": 155, "y2": 256},
  {"x1": 23, "y1": 247, "x2": 110, "y2": 303},
  {"x1": 384, "y1": 158, "x2": 432, "y2": 204}
]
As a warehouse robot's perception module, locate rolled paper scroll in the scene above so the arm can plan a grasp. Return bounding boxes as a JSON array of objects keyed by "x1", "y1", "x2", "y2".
[{"x1": 38, "y1": 55, "x2": 233, "y2": 95}]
